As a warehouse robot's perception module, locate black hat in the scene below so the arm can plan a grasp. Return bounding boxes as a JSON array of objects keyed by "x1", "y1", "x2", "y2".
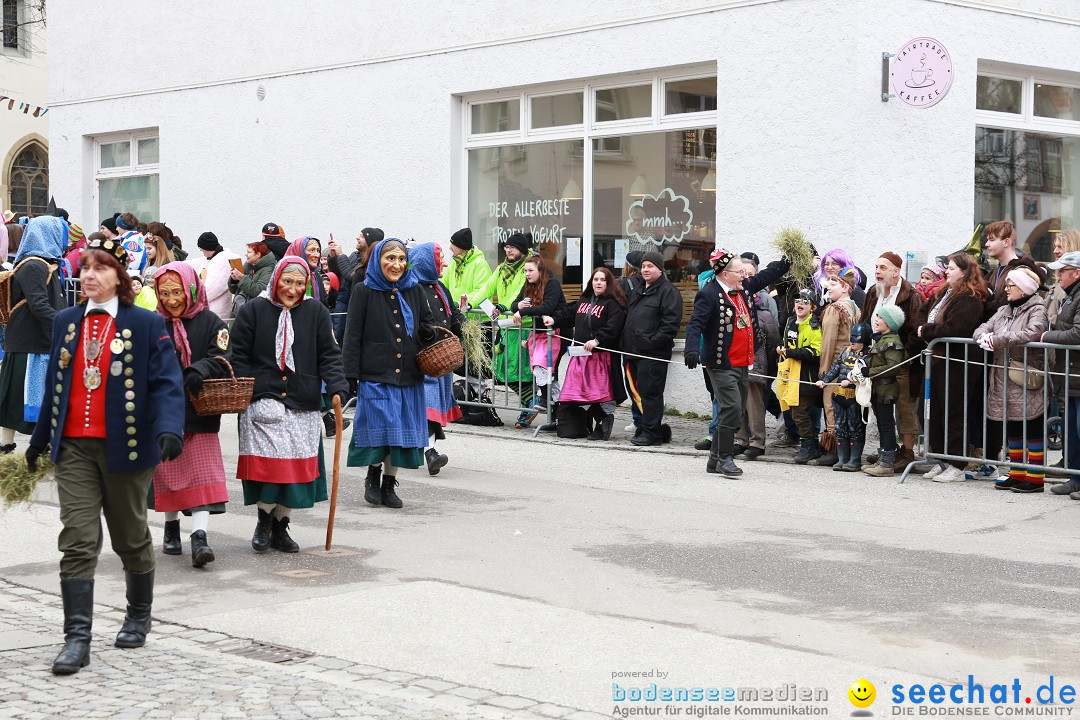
[
  {"x1": 740, "y1": 251, "x2": 760, "y2": 267},
  {"x1": 505, "y1": 232, "x2": 530, "y2": 254},
  {"x1": 261, "y1": 222, "x2": 285, "y2": 238},
  {"x1": 450, "y1": 227, "x2": 473, "y2": 250},
  {"x1": 641, "y1": 251, "x2": 664, "y2": 270},
  {"x1": 795, "y1": 288, "x2": 818, "y2": 306},
  {"x1": 361, "y1": 227, "x2": 384, "y2": 244},
  {"x1": 850, "y1": 323, "x2": 872, "y2": 345},
  {"x1": 625, "y1": 251, "x2": 643, "y2": 270},
  {"x1": 197, "y1": 232, "x2": 222, "y2": 251},
  {"x1": 101, "y1": 214, "x2": 119, "y2": 234},
  {"x1": 86, "y1": 236, "x2": 129, "y2": 267}
]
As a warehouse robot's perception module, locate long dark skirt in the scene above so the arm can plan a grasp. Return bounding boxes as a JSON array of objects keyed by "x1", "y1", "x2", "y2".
[{"x1": 0, "y1": 352, "x2": 34, "y2": 434}]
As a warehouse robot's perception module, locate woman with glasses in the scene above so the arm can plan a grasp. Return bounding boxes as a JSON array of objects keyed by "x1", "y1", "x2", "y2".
[{"x1": 971, "y1": 268, "x2": 1048, "y2": 493}]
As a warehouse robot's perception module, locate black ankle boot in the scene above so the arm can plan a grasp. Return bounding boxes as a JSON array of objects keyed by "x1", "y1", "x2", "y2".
[
  {"x1": 162, "y1": 520, "x2": 181, "y2": 555},
  {"x1": 364, "y1": 465, "x2": 383, "y2": 505},
  {"x1": 114, "y1": 569, "x2": 153, "y2": 648},
  {"x1": 251, "y1": 508, "x2": 272, "y2": 552},
  {"x1": 0, "y1": 442, "x2": 15, "y2": 454},
  {"x1": 381, "y1": 475, "x2": 403, "y2": 509},
  {"x1": 425, "y1": 448, "x2": 448, "y2": 476},
  {"x1": 323, "y1": 412, "x2": 336, "y2": 437},
  {"x1": 190, "y1": 530, "x2": 215, "y2": 568},
  {"x1": 586, "y1": 406, "x2": 607, "y2": 440},
  {"x1": 269, "y1": 517, "x2": 300, "y2": 553},
  {"x1": 52, "y1": 578, "x2": 93, "y2": 675}
]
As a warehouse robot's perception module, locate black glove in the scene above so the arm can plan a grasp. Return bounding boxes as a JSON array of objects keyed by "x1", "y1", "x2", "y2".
[
  {"x1": 419, "y1": 323, "x2": 438, "y2": 343},
  {"x1": 25, "y1": 445, "x2": 44, "y2": 472},
  {"x1": 184, "y1": 372, "x2": 204, "y2": 395},
  {"x1": 684, "y1": 351, "x2": 700, "y2": 370},
  {"x1": 348, "y1": 378, "x2": 358, "y2": 397},
  {"x1": 157, "y1": 433, "x2": 184, "y2": 462}
]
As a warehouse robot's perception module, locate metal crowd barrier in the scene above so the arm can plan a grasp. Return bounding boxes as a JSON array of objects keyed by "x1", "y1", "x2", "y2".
[
  {"x1": 64, "y1": 278, "x2": 82, "y2": 307},
  {"x1": 899, "y1": 336, "x2": 1080, "y2": 484},
  {"x1": 454, "y1": 310, "x2": 555, "y2": 435}
]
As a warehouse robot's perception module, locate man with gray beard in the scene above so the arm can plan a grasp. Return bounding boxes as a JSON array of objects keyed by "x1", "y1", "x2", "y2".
[{"x1": 861, "y1": 252, "x2": 923, "y2": 469}]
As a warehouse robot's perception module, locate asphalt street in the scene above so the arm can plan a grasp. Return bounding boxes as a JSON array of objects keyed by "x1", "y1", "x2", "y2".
[{"x1": 2, "y1": 408, "x2": 1078, "y2": 718}]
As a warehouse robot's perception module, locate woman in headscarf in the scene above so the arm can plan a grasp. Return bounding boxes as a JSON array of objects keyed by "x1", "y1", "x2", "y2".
[
  {"x1": 0, "y1": 215, "x2": 67, "y2": 453},
  {"x1": 148, "y1": 262, "x2": 232, "y2": 566},
  {"x1": 228, "y1": 255, "x2": 347, "y2": 552},
  {"x1": 342, "y1": 239, "x2": 437, "y2": 508},
  {"x1": 409, "y1": 242, "x2": 464, "y2": 475},
  {"x1": 286, "y1": 236, "x2": 324, "y2": 302}
]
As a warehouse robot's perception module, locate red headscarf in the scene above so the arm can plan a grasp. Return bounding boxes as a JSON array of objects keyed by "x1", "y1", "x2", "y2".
[{"x1": 153, "y1": 261, "x2": 209, "y2": 368}]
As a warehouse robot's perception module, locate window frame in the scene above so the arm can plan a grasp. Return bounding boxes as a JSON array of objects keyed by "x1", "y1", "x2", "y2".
[
  {"x1": 460, "y1": 66, "x2": 717, "y2": 348},
  {"x1": 976, "y1": 64, "x2": 1080, "y2": 135},
  {"x1": 93, "y1": 129, "x2": 161, "y2": 220}
]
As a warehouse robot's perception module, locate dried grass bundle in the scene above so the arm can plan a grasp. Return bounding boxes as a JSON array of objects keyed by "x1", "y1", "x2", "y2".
[
  {"x1": 460, "y1": 317, "x2": 493, "y2": 378},
  {"x1": 773, "y1": 227, "x2": 815, "y2": 289},
  {"x1": 0, "y1": 452, "x2": 54, "y2": 508}
]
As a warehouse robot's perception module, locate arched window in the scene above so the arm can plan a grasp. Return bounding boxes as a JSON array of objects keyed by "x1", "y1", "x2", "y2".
[{"x1": 9, "y1": 142, "x2": 47, "y2": 217}]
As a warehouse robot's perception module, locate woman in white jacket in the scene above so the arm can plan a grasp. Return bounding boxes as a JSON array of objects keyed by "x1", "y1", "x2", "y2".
[{"x1": 187, "y1": 232, "x2": 239, "y2": 321}]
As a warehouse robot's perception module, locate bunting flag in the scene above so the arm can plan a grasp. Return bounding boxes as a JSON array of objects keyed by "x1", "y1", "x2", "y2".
[{"x1": 0, "y1": 94, "x2": 48, "y2": 117}]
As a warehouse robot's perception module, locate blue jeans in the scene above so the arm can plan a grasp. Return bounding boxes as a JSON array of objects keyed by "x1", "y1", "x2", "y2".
[{"x1": 1066, "y1": 397, "x2": 1080, "y2": 471}]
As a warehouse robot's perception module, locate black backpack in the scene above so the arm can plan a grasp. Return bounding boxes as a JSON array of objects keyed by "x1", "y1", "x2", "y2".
[{"x1": 452, "y1": 380, "x2": 503, "y2": 427}]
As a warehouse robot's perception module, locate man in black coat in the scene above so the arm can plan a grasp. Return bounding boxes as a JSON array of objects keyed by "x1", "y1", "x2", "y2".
[
  {"x1": 685, "y1": 249, "x2": 790, "y2": 476},
  {"x1": 622, "y1": 251, "x2": 682, "y2": 447}
]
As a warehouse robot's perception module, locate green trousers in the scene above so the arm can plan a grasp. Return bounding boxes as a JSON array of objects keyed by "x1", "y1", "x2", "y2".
[{"x1": 55, "y1": 438, "x2": 155, "y2": 580}]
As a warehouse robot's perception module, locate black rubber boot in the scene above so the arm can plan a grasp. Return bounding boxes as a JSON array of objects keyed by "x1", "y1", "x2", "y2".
[
  {"x1": 381, "y1": 475, "x2": 403, "y2": 509},
  {"x1": 114, "y1": 569, "x2": 153, "y2": 648},
  {"x1": 599, "y1": 412, "x2": 614, "y2": 440},
  {"x1": 52, "y1": 578, "x2": 93, "y2": 675},
  {"x1": 364, "y1": 465, "x2": 383, "y2": 505},
  {"x1": 537, "y1": 401, "x2": 558, "y2": 433},
  {"x1": 843, "y1": 440, "x2": 864, "y2": 472},
  {"x1": 706, "y1": 431, "x2": 721, "y2": 473},
  {"x1": 709, "y1": 430, "x2": 743, "y2": 477},
  {"x1": 251, "y1": 508, "x2": 272, "y2": 552},
  {"x1": 162, "y1": 520, "x2": 181, "y2": 556},
  {"x1": 269, "y1": 517, "x2": 300, "y2": 553},
  {"x1": 832, "y1": 438, "x2": 850, "y2": 471},
  {"x1": 190, "y1": 530, "x2": 215, "y2": 568},
  {"x1": 425, "y1": 448, "x2": 448, "y2": 476}
]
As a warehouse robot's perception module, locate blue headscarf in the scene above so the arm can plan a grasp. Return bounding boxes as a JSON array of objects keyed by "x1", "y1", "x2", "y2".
[
  {"x1": 15, "y1": 215, "x2": 68, "y2": 265},
  {"x1": 364, "y1": 238, "x2": 417, "y2": 334},
  {"x1": 408, "y1": 242, "x2": 452, "y2": 315}
]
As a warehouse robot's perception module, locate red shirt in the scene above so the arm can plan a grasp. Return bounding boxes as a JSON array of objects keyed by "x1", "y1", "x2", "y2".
[
  {"x1": 727, "y1": 292, "x2": 755, "y2": 368},
  {"x1": 63, "y1": 314, "x2": 115, "y2": 439}
]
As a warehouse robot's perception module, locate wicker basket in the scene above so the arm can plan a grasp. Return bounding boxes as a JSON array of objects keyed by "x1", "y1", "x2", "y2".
[
  {"x1": 416, "y1": 326, "x2": 464, "y2": 379},
  {"x1": 188, "y1": 356, "x2": 254, "y2": 416}
]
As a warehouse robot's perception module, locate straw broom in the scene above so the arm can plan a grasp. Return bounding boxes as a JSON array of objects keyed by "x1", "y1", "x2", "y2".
[{"x1": 0, "y1": 452, "x2": 54, "y2": 508}]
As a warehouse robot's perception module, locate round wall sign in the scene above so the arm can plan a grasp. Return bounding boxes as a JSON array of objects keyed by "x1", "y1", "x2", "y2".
[{"x1": 891, "y1": 37, "x2": 953, "y2": 108}]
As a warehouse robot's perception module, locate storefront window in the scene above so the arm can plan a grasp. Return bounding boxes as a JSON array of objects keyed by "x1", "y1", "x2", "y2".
[
  {"x1": 975, "y1": 126, "x2": 1080, "y2": 262},
  {"x1": 467, "y1": 140, "x2": 583, "y2": 294},
  {"x1": 530, "y1": 92, "x2": 584, "y2": 130},
  {"x1": 471, "y1": 100, "x2": 520, "y2": 134},
  {"x1": 976, "y1": 76, "x2": 1022, "y2": 114},
  {"x1": 664, "y1": 77, "x2": 717, "y2": 115},
  {"x1": 1034, "y1": 83, "x2": 1080, "y2": 121},
  {"x1": 595, "y1": 85, "x2": 651, "y2": 122}
]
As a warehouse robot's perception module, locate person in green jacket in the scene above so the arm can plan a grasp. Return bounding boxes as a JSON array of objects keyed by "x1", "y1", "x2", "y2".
[
  {"x1": 442, "y1": 228, "x2": 493, "y2": 302},
  {"x1": 864, "y1": 305, "x2": 909, "y2": 477},
  {"x1": 465, "y1": 232, "x2": 533, "y2": 424},
  {"x1": 228, "y1": 240, "x2": 276, "y2": 318}
]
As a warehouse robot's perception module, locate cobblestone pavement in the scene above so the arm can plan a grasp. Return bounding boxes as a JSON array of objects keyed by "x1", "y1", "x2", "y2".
[{"x1": 0, "y1": 580, "x2": 603, "y2": 720}]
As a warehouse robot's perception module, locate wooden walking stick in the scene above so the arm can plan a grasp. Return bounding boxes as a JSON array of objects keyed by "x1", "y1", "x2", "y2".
[{"x1": 325, "y1": 394, "x2": 344, "y2": 550}]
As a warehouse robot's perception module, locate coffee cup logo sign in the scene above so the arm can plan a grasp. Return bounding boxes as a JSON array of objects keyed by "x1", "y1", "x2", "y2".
[
  {"x1": 890, "y1": 37, "x2": 953, "y2": 108},
  {"x1": 625, "y1": 188, "x2": 694, "y2": 248}
]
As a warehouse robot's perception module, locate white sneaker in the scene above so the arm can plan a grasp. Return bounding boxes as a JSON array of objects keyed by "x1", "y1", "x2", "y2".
[
  {"x1": 923, "y1": 463, "x2": 947, "y2": 479},
  {"x1": 933, "y1": 466, "x2": 965, "y2": 483},
  {"x1": 624, "y1": 423, "x2": 636, "y2": 432}
]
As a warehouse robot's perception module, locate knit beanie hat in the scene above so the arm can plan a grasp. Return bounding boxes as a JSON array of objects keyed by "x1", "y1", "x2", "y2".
[
  {"x1": 640, "y1": 250, "x2": 664, "y2": 270},
  {"x1": 625, "y1": 251, "x2": 643, "y2": 270},
  {"x1": 101, "y1": 214, "x2": 119, "y2": 234},
  {"x1": 361, "y1": 227, "x2": 384, "y2": 245},
  {"x1": 450, "y1": 227, "x2": 473, "y2": 250},
  {"x1": 197, "y1": 231, "x2": 222, "y2": 251},
  {"x1": 876, "y1": 304, "x2": 905, "y2": 332},
  {"x1": 880, "y1": 252, "x2": 904, "y2": 270},
  {"x1": 1007, "y1": 267, "x2": 1040, "y2": 296},
  {"x1": 68, "y1": 223, "x2": 85, "y2": 247},
  {"x1": 505, "y1": 232, "x2": 530, "y2": 254}
]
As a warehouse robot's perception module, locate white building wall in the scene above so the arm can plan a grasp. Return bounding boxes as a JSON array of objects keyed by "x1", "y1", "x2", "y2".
[
  {"x1": 0, "y1": 6, "x2": 48, "y2": 214},
  {"x1": 46, "y1": 0, "x2": 1080, "y2": 413}
]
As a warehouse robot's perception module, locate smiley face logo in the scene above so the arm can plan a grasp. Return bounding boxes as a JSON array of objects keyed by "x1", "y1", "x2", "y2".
[{"x1": 848, "y1": 679, "x2": 876, "y2": 708}]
